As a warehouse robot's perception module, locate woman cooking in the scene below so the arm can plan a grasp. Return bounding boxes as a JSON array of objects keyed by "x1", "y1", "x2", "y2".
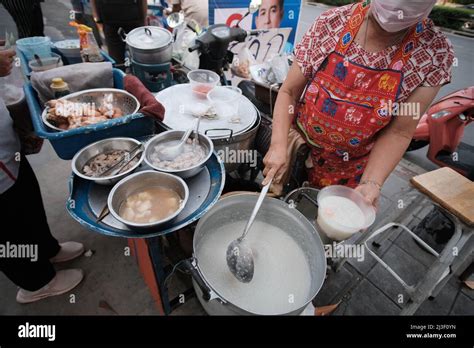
[{"x1": 262, "y1": 0, "x2": 454, "y2": 207}]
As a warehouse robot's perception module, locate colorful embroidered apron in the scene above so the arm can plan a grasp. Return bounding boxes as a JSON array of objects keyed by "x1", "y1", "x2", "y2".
[{"x1": 295, "y1": 0, "x2": 425, "y2": 188}]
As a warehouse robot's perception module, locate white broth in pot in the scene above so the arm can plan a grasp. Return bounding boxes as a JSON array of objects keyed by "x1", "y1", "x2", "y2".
[
  {"x1": 119, "y1": 187, "x2": 182, "y2": 224},
  {"x1": 197, "y1": 220, "x2": 312, "y2": 315}
]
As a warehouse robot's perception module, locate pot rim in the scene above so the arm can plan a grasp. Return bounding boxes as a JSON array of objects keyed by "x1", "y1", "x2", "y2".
[
  {"x1": 107, "y1": 170, "x2": 189, "y2": 229},
  {"x1": 71, "y1": 137, "x2": 144, "y2": 183},
  {"x1": 143, "y1": 130, "x2": 214, "y2": 175},
  {"x1": 125, "y1": 26, "x2": 173, "y2": 51},
  {"x1": 206, "y1": 110, "x2": 261, "y2": 143}
]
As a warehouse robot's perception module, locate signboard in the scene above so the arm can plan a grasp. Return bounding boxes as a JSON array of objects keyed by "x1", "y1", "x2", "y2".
[
  {"x1": 229, "y1": 27, "x2": 292, "y2": 63},
  {"x1": 209, "y1": 0, "x2": 303, "y2": 46}
]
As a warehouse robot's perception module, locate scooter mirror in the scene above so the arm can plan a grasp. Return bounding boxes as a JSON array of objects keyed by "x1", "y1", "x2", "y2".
[
  {"x1": 167, "y1": 11, "x2": 185, "y2": 29},
  {"x1": 249, "y1": 0, "x2": 262, "y2": 14}
]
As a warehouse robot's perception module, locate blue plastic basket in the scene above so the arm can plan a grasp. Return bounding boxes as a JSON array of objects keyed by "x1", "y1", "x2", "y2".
[
  {"x1": 25, "y1": 68, "x2": 156, "y2": 160},
  {"x1": 18, "y1": 46, "x2": 115, "y2": 78},
  {"x1": 16, "y1": 36, "x2": 52, "y2": 60}
]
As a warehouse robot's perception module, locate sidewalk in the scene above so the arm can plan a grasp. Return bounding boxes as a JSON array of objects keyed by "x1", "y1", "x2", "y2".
[{"x1": 313, "y1": 160, "x2": 473, "y2": 315}]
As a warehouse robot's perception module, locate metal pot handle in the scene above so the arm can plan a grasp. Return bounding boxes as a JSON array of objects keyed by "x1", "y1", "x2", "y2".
[
  {"x1": 118, "y1": 27, "x2": 127, "y2": 42},
  {"x1": 145, "y1": 27, "x2": 152, "y2": 37},
  {"x1": 285, "y1": 190, "x2": 319, "y2": 208},
  {"x1": 182, "y1": 259, "x2": 213, "y2": 302},
  {"x1": 205, "y1": 128, "x2": 234, "y2": 143}
]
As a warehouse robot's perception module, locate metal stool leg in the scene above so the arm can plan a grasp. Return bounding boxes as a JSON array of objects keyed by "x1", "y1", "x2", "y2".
[
  {"x1": 365, "y1": 222, "x2": 440, "y2": 293},
  {"x1": 430, "y1": 231, "x2": 473, "y2": 299},
  {"x1": 365, "y1": 212, "x2": 472, "y2": 315},
  {"x1": 371, "y1": 191, "x2": 424, "y2": 247},
  {"x1": 333, "y1": 192, "x2": 424, "y2": 272},
  {"x1": 414, "y1": 223, "x2": 472, "y2": 300}
]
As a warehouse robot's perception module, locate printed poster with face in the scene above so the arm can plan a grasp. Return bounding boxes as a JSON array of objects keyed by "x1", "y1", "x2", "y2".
[
  {"x1": 209, "y1": 0, "x2": 302, "y2": 80},
  {"x1": 209, "y1": 0, "x2": 302, "y2": 45}
]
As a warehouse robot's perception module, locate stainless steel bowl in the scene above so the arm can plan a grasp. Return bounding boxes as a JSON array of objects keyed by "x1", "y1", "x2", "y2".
[
  {"x1": 72, "y1": 137, "x2": 144, "y2": 185},
  {"x1": 107, "y1": 170, "x2": 189, "y2": 230},
  {"x1": 144, "y1": 130, "x2": 214, "y2": 179},
  {"x1": 42, "y1": 88, "x2": 140, "y2": 132}
]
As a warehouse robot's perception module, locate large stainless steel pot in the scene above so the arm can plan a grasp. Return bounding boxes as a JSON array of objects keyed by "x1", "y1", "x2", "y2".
[
  {"x1": 120, "y1": 26, "x2": 173, "y2": 64},
  {"x1": 205, "y1": 112, "x2": 261, "y2": 172},
  {"x1": 185, "y1": 194, "x2": 327, "y2": 315}
]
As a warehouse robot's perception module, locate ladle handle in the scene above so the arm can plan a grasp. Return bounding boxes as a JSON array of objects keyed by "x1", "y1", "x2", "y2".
[
  {"x1": 241, "y1": 178, "x2": 273, "y2": 240},
  {"x1": 180, "y1": 128, "x2": 193, "y2": 143},
  {"x1": 193, "y1": 115, "x2": 202, "y2": 148}
]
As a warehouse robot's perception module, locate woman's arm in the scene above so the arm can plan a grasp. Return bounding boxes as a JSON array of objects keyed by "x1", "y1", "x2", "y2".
[
  {"x1": 262, "y1": 63, "x2": 308, "y2": 184},
  {"x1": 356, "y1": 85, "x2": 442, "y2": 205}
]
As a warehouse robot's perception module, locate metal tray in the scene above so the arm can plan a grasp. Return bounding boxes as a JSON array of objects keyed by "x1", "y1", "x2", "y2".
[
  {"x1": 67, "y1": 150, "x2": 225, "y2": 239},
  {"x1": 155, "y1": 84, "x2": 258, "y2": 138}
]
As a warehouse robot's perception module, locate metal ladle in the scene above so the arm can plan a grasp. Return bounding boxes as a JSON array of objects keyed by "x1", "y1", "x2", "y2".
[
  {"x1": 34, "y1": 54, "x2": 43, "y2": 67},
  {"x1": 157, "y1": 127, "x2": 193, "y2": 161},
  {"x1": 226, "y1": 178, "x2": 273, "y2": 283}
]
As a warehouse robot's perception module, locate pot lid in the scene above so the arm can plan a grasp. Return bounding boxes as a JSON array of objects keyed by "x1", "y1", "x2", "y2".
[
  {"x1": 155, "y1": 84, "x2": 258, "y2": 139},
  {"x1": 126, "y1": 26, "x2": 172, "y2": 50}
]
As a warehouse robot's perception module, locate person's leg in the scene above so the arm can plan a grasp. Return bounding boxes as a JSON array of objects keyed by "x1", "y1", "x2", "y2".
[
  {"x1": 0, "y1": 156, "x2": 60, "y2": 291},
  {"x1": 102, "y1": 21, "x2": 145, "y2": 65},
  {"x1": 102, "y1": 24, "x2": 126, "y2": 64},
  {"x1": 1, "y1": 0, "x2": 44, "y2": 38},
  {"x1": 83, "y1": 14, "x2": 103, "y2": 48},
  {"x1": 31, "y1": 0, "x2": 45, "y2": 37}
]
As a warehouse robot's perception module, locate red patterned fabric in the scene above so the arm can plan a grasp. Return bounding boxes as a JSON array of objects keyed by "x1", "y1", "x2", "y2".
[
  {"x1": 294, "y1": 3, "x2": 455, "y2": 102},
  {"x1": 294, "y1": 1, "x2": 435, "y2": 189}
]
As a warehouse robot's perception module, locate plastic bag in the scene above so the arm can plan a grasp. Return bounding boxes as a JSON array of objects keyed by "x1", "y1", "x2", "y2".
[
  {"x1": 0, "y1": 48, "x2": 43, "y2": 155},
  {"x1": 172, "y1": 24, "x2": 199, "y2": 70},
  {"x1": 231, "y1": 46, "x2": 256, "y2": 79},
  {"x1": 0, "y1": 61, "x2": 24, "y2": 106},
  {"x1": 270, "y1": 54, "x2": 290, "y2": 84}
]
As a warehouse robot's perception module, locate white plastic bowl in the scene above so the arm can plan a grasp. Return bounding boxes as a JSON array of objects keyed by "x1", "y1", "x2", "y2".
[
  {"x1": 187, "y1": 69, "x2": 220, "y2": 99},
  {"x1": 316, "y1": 185, "x2": 376, "y2": 241},
  {"x1": 54, "y1": 39, "x2": 81, "y2": 59},
  {"x1": 28, "y1": 53, "x2": 63, "y2": 72},
  {"x1": 207, "y1": 86, "x2": 242, "y2": 119}
]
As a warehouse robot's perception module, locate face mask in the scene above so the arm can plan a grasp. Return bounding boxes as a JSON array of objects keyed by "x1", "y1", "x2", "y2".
[{"x1": 371, "y1": 0, "x2": 437, "y2": 33}]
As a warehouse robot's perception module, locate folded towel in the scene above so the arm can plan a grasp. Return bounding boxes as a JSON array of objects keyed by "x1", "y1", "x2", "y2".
[
  {"x1": 124, "y1": 75, "x2": 165, "y2": 121},
  {"x1": 31, "y1": 62, "x2": 113, "y2": 105}
]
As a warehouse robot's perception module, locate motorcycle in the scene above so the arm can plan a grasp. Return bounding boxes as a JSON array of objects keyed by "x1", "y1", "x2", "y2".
[{"x1": 407, "y1": 86, "x2": 474, "y2": 179}]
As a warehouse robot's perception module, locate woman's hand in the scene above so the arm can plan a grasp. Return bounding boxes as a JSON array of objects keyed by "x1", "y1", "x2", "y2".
[
  {"x1": 0, "y1": 49, "x2": 15, "y2": 77},
  {"x1": 262, "y1": 143, "x2": 288, "y2": 185},
  {"x1": 355, "y1": 182, "x2": 380, "y2": 209}
]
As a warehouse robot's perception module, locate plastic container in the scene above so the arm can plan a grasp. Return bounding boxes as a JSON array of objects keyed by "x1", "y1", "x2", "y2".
[
  {"x1": 70, "y1": 22, "x2": 103, "y2": 63},
  {"x1": 82, "y1": 30, "x2": 104, "y2": 62},
  {"x1": 54, "y1": 39, "x2": 81, "y2": 62},
  {"x1": 50, "y1": 78, "x2": 70, "y2": 98},
  {"x1": 316, "y1": 185, "x2": 376, "y2": 241},
  {"x1": 28, "y1": 53, "x2": 64, "y2": 72},
  {"x1": 18, "y1": 46, "x2": 114, "y2": 78},
  {"x1": 24, "y1": 68, "x2": 155, "y2": 160},
  {"x1": 16, "y1": 36, "x2": 52, "y2": 61},
  {"x1": 207, "y1": 86, "x2": 242, "y2": 119},
  {"x1": 187, "y1": 69, "x2": 220, "y2": 99}
]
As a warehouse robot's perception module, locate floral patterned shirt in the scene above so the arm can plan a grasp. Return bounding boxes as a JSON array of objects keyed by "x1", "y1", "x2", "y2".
[{"x1": 294, "y1": 4, "x2": 455, "y2": 102}]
